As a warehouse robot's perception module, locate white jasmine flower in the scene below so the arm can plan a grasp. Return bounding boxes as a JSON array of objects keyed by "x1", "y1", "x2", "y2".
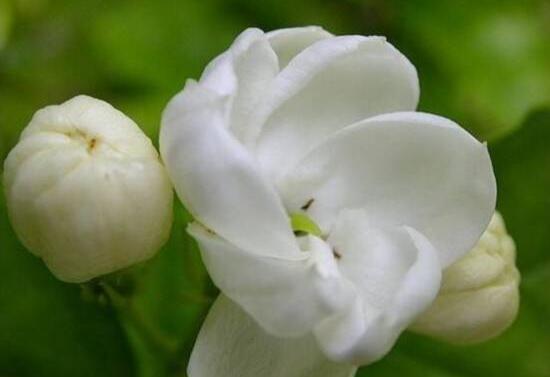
[
  {"x1": 411, "y1": 212, "x2": 520, "y2": 344},
  {"x1": 160, "y1": 26, "x2": 497, "y2": 375},
  {"x1": 4, "y1": 95, "x2": 173, "y2": 283}
]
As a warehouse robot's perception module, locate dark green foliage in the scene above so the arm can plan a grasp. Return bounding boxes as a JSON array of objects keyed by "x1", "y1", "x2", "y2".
[{"x1": 0, "y1": 194, "x2": 136, "y2": 377}]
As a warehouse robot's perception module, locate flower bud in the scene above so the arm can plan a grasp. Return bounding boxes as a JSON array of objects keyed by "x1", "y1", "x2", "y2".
[
  {"x1": 410, "y1": 212, "x2": 520, "y2": 344},
  {"x1": 3, "y1": 95, "x2": 173, "y2": 283}
]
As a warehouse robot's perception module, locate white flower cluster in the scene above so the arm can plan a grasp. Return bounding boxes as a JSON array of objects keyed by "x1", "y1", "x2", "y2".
[{"x1": 3, "y1": 26, "x2": 520, "y2": 377}]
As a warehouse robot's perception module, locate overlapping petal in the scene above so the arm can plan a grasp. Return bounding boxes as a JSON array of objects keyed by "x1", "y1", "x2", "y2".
[
  {"x1": 312, "y1": 210, "x2": 441, "y2": 365},
  {"x1": 188, "y1": 295, "x2": 357, "y2": 377},
  {"x1": 255, "y1": 36, "x2": 420, "y2": 181},
  {"x1": 200, "y1": 28, "x2": 279, "y2": 147},
  {"x1": 188, "y1": 223, "x2": 356, "y2": 337},
  {"x1": 280, "y1": 112, "x2": 496, "y2": 267},
  {"x1": 266, "y1": 26, "x2": 333, "y2": 68},
  {"x1": 160, "y1": 81, "x2": 298, "y2": 258}
]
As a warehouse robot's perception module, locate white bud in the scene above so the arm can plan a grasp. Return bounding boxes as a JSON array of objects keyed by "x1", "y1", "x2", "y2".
[
  {"x1": 3, "y1": 95, "x2": 173, "y2": 283},
  {"x1": 410, "y1": 212, "x2": 520, "y2": 344}
]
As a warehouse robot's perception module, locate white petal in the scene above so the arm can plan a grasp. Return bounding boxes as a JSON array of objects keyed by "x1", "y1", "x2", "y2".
[
  {"x1": 266, "y1": 26, "x2": 333, "y2": 68},
  {"x1": 280, "y1": 112, "x2": 496, "y2": 267},
  {"x1": 255, "y1": 36, "x2": 419, "y2": 181},
  {"x1": 200, "y1": 28, "x2": 267, "y2": 96},
  {"x1": 188, "y1": 223, "x2": 356, "y2": 337},
  {"x1": 200, "y1": 28, "x2": 279, "y2": 147},
  {"x1": 313, "y1": 210, "x2": 441, "y2": 365},
  {"x1": 188, "y1": 295, "x2": 357, "y2": 377},
  {"x1": 160, "y1": 81, "x2": 298, "y2": 258}
]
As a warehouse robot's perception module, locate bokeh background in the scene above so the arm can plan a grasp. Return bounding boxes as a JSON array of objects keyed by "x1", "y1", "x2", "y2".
[{"x1": 1, "y1": 0, "x2": 549, "y2": 376}]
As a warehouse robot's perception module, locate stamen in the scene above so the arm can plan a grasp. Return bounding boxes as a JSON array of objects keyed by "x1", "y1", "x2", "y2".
[
  {"x1": 88, "y1": 138, "x2": 97, "y2": 152},
  {"x1": 301, "y1": 198, "x2": 315, "y2": 211}
]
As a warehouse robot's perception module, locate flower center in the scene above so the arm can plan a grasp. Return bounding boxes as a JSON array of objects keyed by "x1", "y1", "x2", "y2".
[
  {"x1": 290, "y1": 212, "x2": 342, "y2": 260},
  {"x1": 290, "y1": 212, "x2": 322, "y2": 237}
]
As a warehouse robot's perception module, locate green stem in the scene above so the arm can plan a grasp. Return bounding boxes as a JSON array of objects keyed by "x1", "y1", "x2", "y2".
[{"x1": 100, "y1": 281, "x2": 178, "y2": 357}]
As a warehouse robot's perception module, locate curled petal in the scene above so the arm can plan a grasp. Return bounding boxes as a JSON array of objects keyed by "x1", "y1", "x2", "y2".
[
  {"x1": 255, "y1": 36, "x2": 419, "y2": 181},
  {"x1": 313, "y1": 210, "x2": 441, "y2": 365},
  {"x1": 280, "y1": 112, "x2": 496, "y2": 267},
  {"x1": 200, "y1": 28, "x2": 279, "y2": 146},
  {"x1": 188, "y1": 295, "x2": 357, "y2": 377},
  {"x1": 189, "y1": 223, "x2": 356, "y2": 337},
  {"x1": 266, "y1": 26, "x2": 333, "y2": 68},
  {"x1": 161, "y1": 81, "x2": 298, "y2": 258}
]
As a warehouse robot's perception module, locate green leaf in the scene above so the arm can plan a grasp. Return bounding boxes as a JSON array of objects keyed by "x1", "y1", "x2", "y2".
[
  {"x1": 357, "y1": 109, "x2": 550, "y2": 377},
  {"x1": 125, "y1": 202, "x2": 213, "y2": 377},
  {"x1": 0, "y1": 194, "x2": 135, "y2": 377},
  {"x1": 388, "y1": 0, "x2": 550, "y2": 140},
  {"x1": 88, "y1": 1, "x2": 245, "y2": 92},
  {"x1": 490, "y1": 109, "x2": 550, "y2": 272},
  {"x1": 0, "y1": 0, "x2": 12, "y2": 50}
]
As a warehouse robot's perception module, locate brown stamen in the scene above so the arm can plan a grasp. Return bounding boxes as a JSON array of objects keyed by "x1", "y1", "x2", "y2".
[
  {"x1": 88, "y1": 138, "x2": 97, "y2": 152},
  {"x1": 301, "y1": 198, "x2": 315, "y2": 211}
]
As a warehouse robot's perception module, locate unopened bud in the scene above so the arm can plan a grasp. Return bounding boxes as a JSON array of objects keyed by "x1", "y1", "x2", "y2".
[
  {"x1": 3, "y1": 95, "x2": 173, "y2": 282},
  {"x1": 410, "y1": 212, "x2": 520, "y2": 344}
]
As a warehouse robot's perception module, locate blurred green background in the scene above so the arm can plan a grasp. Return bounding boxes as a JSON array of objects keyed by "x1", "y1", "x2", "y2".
[{"x1": 1, "y1": 0, "x2": 549, "y2": 376}]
